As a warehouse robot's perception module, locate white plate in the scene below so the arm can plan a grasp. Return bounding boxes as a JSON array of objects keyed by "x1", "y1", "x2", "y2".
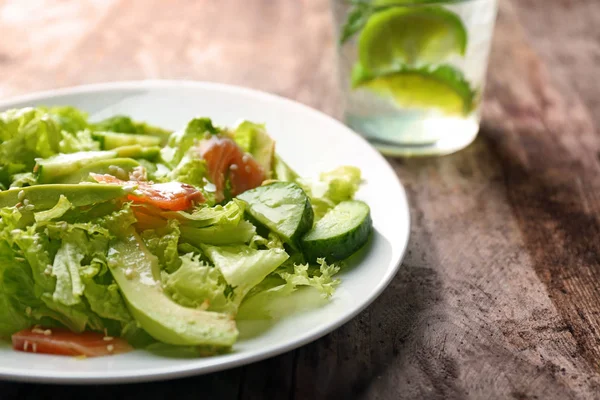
[{"x1": 0, "y1": 81, "x2": 410, "y2": 384}]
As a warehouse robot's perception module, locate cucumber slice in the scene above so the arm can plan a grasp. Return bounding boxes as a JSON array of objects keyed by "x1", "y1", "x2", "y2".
[
  {"x1": 237, "y1": 182, "x2": 313, "y2": 247},
  {"x1": 56, "y1": 158, "x2": 141, "y2": 184},
  {"x1": 92, "y1": 131, "x2": 161, "y2": 149},
  {"x1": 35, "y1": 151, "x2": 117, "y2": 183},
  {"x1": 301, "y1": 200, "x2": 372, "y2": 261}
]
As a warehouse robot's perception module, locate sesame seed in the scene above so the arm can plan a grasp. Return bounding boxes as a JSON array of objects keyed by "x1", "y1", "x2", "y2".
[
  {"x1": 17, "y1": 190, "x2": 25, "y2": 201},
  {"x1": 32, "y1": 343, "x2": 37, "y2": 353},
  {"x1": 230, "y1": 164, "x2": 238, "y2": 170},
  {"x1": 22, "y1": 199, "x2": 29, "y2": 206},
  {"x1": 32, "y1": 328, "x2": 45, "y2": 334},
  {"x1": 242, "y1": 155, "x2": 249, "y2": 163},
  {"x1": 44, "y1": 329, "x2": 52, "y2": 336},
  {"x1": 24, "y1": 204, "x2": 35, "y2": 211},
  {"x1": 103, "y1": 336, "x2": 114, "y2": 341},
  {"x1": 245, "y1": 166, "x2": 251, "y2": 173},
  {"x1": 107, "y1": 344, "x2": 114, "y2": 352},
  {"x1": 23, "y1": 341, "x2": 29, "y2": 351},
  {"x1": 124, "y1": 268, "x2": 134, "y2": 279},
  {"x1": 122, "y1": 185, "x2": 135, "y2": 193}
]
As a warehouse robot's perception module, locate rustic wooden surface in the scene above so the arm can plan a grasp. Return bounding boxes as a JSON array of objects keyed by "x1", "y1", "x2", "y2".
[{"x1": 1, "y1": 0, "x2": 600, "y2": 398}]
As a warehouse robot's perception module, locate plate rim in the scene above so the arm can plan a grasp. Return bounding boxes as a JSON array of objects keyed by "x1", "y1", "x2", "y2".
[{"x1": 0, "y1": 80, "x2": 411, "y2": 384}]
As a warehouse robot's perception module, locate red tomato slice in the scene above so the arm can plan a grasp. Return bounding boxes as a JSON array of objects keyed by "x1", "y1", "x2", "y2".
[
  {"x1": 91, "y1": 174, "x2": 204, "y2": 211},
  {"x1": 198, "y1": 136, "x2": 265, "y2": 201},
  {"x1": 12, "y1": 328, "x2": 133, "y2": 357}
]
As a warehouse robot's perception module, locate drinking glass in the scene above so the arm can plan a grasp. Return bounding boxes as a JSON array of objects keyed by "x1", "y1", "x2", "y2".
[{"x1": 331, "y1": 0, "x2": 498, "y2": 156}]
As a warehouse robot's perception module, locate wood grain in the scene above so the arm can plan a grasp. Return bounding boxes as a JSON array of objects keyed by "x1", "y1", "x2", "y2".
[{"x1": 1, "y1": 0, "x2": 600, "y2": 398}]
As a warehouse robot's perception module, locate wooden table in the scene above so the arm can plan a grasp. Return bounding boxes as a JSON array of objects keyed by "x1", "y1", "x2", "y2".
[{"x1": 1, "y1": 0, "x2": 600, "y2": 398}]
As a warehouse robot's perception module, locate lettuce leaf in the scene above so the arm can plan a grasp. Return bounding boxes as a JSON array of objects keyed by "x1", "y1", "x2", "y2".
[
  {"x1": 163, "y1": 199, "x2": 245, "y2": 228},
  {"x1": 162, "y1": 253, "x2": 235, "y2": 313},
  {"x1": 161, "y1": 118, "x2": 218, "y2": 167},
  {"x1": 83, "y1": 279, "x2": 132, "y2": 322},
  {"x1": 237, "y1": 259, "x2": 340, "y2": 320},
  {"x1": 141, "y1": 219, "x2": 182, "y2": 273},
  {"x1": 168, "y1": 155, "x2": 208, "y2": 188},
  {"x1": 301, "y1": 166, "x2": 362, "y2": 220},
  {"x1": 51, "y1": 229, "x2": 87, "y2": 306},
  {"x1": 40, "y1": 106, "x2": 90, "y2": 134},
  {"x1": 201, "y1": 244, "x2": 289, "y2": 303},
  {"x1": 0, "y1": 107, "x2": 101, "y2": 187},
  {"x1": 0, "y1": 241, "x2": 37, "y2": 337}
]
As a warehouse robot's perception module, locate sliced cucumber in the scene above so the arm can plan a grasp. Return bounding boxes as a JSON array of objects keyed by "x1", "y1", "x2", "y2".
[
  {"x1": 56, "y1": 158, "x2": 141, "y2": 184},
  {"x1": 301, "y1": 200, "x2": 372, "y2": 261},
  {"x1": 92, "y1": 131, "x2": 161, "y2": 149},
  {"x1": 35, "y1": 151, "x2": 117, "y2": 183},
  {"x1": 237, "y1": 182, "x2": 313, "y2": 247}
]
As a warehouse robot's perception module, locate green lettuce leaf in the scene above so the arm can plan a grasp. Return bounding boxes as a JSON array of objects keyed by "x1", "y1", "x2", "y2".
[
  {"x1": 59, "y1": 129, "x2": 100, "y2": 153},
  {"x1": 201, "y1": 244, "x2": 289, "y2": 303},
  {"x1": 237, "y1": 259, "x2": 340, "y2": 320},
  {"x1": 83, "y1": 279, "x2": 132, "y2": 323},
  {"x1": 161, "y1": 118, "x2": 219, "y2": 167},
  {"x1": 162, "y1": 253, "x2": 235, "y2": 313},
  {"x1": 40, "y1": 106, "x2": 90, "y2": 134},
  {"x1": 141, "y1": 219, "x2": 182, "y2": 273},
  {"x1": 0, "y1": 241, "x2": 36, "y2": 337},
  {"x1": 51, "y1": 230, "x2": 87, "y2": 306},
  {"x1": 163, "y1": 199, "x2": 245, "y2": 228},
  {"x1": 168, "y1": 155, "x2": 208, "y2": 188},
  {"x1": 9, "y1": 172, "x2": 37, "y2": 188},
  {"x1": 301, "y1": 166, "x2": 362, "y2": 220}
]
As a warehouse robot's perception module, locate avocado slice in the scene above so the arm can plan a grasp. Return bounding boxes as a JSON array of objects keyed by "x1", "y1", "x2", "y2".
[
  {"x1": 113, "y1": 145, "x2": 160, "y2": 160},
  {"x1": 92, "y1": 131, "x2": 161, "y2": 149},
  {"x1": 56, "y1": 158, "x2": 141, "y2": 184},
  {"x1": 36, "y1": 151, "x2": 117, "y2": 184},
  {"x1": 0, "y1": 184, "x2": 127, "y2": 209},
  {"x1": 109, "y1": 230, "x2": 238, "y2": 347},
  {"x1": 232, "y1": 121, "x2": 275, "y2": 177}
]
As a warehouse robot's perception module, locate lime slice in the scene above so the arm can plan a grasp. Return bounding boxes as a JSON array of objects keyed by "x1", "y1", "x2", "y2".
[
  {"x1": 358, "y1": 6, "x2": 467, "y2": 71},
  {"x1": 354, "y1": 64, "x2": 475, "y2": 115}
]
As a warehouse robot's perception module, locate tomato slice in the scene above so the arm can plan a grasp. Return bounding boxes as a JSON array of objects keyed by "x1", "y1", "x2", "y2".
[
  {"x1": 12, "y1": 327, "x2": 133, "y2": 357},
  {"x1": 198, "y1": 136, "x2": 265, "y2": 201},
  {"x1": 91, "y1": 174, "x2": 204, "y2": 211}
]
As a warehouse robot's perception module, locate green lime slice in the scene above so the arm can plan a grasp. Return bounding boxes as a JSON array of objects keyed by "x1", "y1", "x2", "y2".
[
  {"x1": 353, "y1": 64, "x2": 476, "y2": 115},
  {"x1": 358, "y1": 6, "x2": 467, "y2": 71}
]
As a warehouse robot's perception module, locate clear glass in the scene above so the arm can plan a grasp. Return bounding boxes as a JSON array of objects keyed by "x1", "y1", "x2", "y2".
[{"x1": 331, "y1": 0, "x2": 498, "y2": 156}]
